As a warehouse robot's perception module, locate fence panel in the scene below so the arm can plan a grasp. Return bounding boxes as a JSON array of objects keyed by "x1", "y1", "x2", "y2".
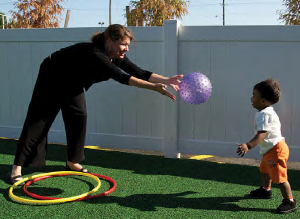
[{"x1": 1, "y1": 23, "x2": 300, "y2": 161}]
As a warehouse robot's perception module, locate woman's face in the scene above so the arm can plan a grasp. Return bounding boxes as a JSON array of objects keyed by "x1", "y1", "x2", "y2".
[{"x1": 107, "y1": 36, "x2": 130, "y2": 59}]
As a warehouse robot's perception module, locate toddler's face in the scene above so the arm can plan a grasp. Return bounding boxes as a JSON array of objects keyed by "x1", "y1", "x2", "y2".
[{"x1": 251, "y1": 89, "x2": 265, "y2": 111}]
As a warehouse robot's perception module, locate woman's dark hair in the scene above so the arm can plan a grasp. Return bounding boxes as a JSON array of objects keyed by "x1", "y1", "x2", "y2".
[
  {"x1": 254, "y1": 78, "x2": 281, "y2": 104},
  {"x1": 91, "y1": 24, "x2": 134, "y2": 45}
]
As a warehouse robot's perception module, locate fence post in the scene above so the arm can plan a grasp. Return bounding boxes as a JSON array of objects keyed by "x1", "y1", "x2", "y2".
[{"x1": 163, "y1": 20, "x2": 181, "y2": 158}]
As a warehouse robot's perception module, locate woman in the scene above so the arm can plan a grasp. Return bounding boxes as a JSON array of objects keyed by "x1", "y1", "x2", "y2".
[{"x1": 10, "y1": 24, "x2": 183, "y2": 184}]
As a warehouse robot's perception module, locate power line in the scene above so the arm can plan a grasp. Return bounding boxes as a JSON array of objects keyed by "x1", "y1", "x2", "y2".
[
  {"x1": 229, "y1": 2, "x2": 282, "y2": 5},
  {"x1": 65, "y1": 6, "x2": 124, "y2": 10},
  {"x1": 189, "y1": 0, "x2": 283, "y2": 25},
  {"x1": 189, "y1": 3, "x2": 219, "y2": 7},
  {"x1": 0, "y1": 1, "x2": 16, "y2": 6},
  {"x1": 189, "y1": 1, "x2": 281, "y2": 7},
  {"x1": 65, "y1": 8, "x2": 108, "y2": 11}
]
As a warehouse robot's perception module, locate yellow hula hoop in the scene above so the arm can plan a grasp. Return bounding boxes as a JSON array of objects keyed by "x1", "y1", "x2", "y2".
[{"x1": 9, "y1": 171, "x2": 101, "y2": 205}]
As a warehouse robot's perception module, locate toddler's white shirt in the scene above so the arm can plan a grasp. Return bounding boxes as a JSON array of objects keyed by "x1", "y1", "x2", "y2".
[{"x1": 254, "y1": 106, "x2": 284, "y2": 156}]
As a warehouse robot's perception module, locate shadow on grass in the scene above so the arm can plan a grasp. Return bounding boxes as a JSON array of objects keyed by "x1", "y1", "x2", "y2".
[
  {"x1": 1, "y1": 138, "x2": 300, "y2": 192},
  {"x1": 86, "y1": 192, "x2": 276, "y2": 213},
  {"x1": 0, "y1": 186, "x2": 277, "y2": 213}
]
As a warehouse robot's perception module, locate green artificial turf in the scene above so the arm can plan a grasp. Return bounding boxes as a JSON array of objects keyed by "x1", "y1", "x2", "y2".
[{"x1": 0, "y1": 138, "x2": 299, "y2": 218}]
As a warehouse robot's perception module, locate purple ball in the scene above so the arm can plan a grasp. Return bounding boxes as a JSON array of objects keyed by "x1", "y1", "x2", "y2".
[{"x1": 179, "y1": 72, "x2": 212, "y2": 105}]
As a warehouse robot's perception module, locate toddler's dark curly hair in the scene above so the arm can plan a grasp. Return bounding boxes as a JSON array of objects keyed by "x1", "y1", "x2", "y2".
[{"x1": 254, "y1": 78, "x2": 281, "y2": 104}]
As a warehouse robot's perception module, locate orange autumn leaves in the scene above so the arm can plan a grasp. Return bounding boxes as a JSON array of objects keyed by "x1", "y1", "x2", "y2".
[{"x1": 9, "y1": 0, "x2": 67, "y2": 28}]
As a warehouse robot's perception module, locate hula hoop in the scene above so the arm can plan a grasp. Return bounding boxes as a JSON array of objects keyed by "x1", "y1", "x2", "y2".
[
  {"x1": 23, "y1": 173, "x2": 116, "y2": 201},
  {"x1": 9, "y1": 171, "x2": 101, "y2": 204}
]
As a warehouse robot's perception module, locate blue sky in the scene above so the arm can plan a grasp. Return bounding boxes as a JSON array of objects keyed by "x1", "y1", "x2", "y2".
[{"x1": 0, "y1": 0, "x2": 286, "y2": 27}]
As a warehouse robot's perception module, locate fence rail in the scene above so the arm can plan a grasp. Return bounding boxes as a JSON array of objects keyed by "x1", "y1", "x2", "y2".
[{"x1": 1, "y1": 21, "x2": 300, "y2": 161}]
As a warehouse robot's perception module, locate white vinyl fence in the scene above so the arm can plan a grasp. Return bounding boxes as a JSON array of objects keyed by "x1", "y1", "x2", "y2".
[{"x1": 1, "y1": 20, "x2": 300, "y2": 161}]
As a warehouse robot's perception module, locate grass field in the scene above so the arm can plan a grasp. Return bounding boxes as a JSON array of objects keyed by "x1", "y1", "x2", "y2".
[{"x1": 0, "y1": 138, "x2": 299, "y2": 218}]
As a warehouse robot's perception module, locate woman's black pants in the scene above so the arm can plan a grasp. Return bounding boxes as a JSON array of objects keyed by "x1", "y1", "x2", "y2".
[{"x1": 13, "y1": 58, "x2": 87, "y2": 167}]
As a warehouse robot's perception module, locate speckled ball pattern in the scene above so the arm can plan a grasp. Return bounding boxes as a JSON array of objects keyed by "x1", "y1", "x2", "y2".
[{"x1": 179, "y1": 72, "x2": 212, "y2": 104}]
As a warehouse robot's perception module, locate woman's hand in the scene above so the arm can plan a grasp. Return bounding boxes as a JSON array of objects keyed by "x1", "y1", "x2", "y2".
[
  {"x1": 149, "y1": 74, "x2": 183, "y2": 91},
  {"x1": 128, "y1": 76, "x2": 176, "y2": 100},
  {"x1": 154, "y1": 83, "x2": 176, "y2": 100},
  {"x1": 165, "y1": 75, "x2": 184, "y2": 91}
]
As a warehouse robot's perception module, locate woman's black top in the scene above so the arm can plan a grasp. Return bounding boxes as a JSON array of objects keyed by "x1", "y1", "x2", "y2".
[{"x1": 46, "y1": 34, "x2": 153, "y2": 91}]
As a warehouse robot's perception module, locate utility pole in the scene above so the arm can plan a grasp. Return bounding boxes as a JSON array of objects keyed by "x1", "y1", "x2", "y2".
[
  {"x1": 64, "y1": 10, "x2": 71, "y2": 28},
  {"x1": 126, "y1": 6, "x2": 131, "y2": 26},
  {"x1": 222, "y1": 0, "x2": 225, "y2": 25},
  {"x1": 109, "y1": 0, "x2": 111, "y2": 25}
]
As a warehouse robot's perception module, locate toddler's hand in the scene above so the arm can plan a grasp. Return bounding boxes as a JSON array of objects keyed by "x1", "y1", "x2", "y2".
[{"x1": 236, "y1": 143, "x2": 249, "y2": 157}]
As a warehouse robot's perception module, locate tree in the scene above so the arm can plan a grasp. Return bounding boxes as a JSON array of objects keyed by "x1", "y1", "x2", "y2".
[
  {"x1": 0, "y1": 12, "x2": 8, "y2": 29},
  {"x1": 9, "y1": 0, "x2": 67, "y2": 28},
  {"x1": 127, "y1": 0, "x2": 188, "y2": 26},
  {"x1": 279, "y1": 0, "x2": 300, "y2": 25}
]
